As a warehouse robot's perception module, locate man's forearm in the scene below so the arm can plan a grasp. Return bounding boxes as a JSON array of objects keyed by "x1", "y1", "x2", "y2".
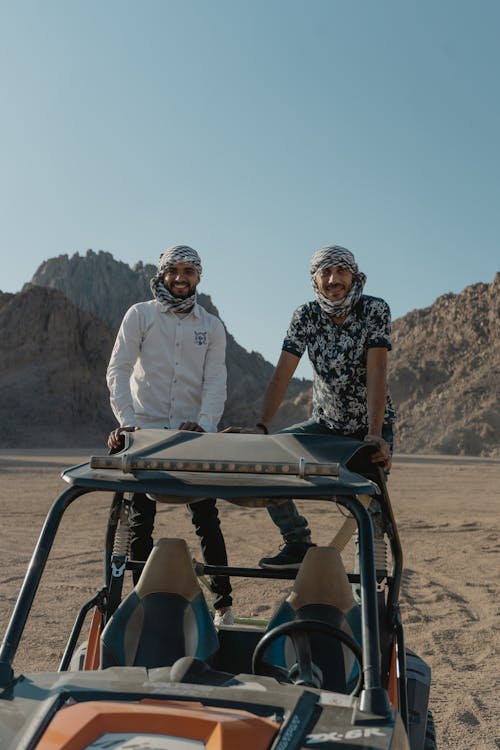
[
  {"x1": 366, "y1": 348, "x2": 388, "y2": 435},
  {"x1": 199, "y1": 377, "x2": 227, "y2": 432},
  {"x1": 259, "y1": 351, "x2": 300, "y2": 429},
  {"x1": 260, "y1": 379, "x2": 289, "y2": 427},
  {"x1": 367, "y1": 388, "x2": 386, "y2": 435}
]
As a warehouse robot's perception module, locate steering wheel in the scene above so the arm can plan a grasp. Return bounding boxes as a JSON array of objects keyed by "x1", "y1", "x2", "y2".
[{"x1": 252, "y1": 619, "x2": 363, "y2": 696}]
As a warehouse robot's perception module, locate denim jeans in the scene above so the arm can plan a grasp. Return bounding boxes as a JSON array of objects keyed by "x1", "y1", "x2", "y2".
[
  {"x1": 129, "y1": 493, "x2": 232, "y2": 610},
  {"x1": 266, "y1": 419, "x2": 394, "y2": 544}
]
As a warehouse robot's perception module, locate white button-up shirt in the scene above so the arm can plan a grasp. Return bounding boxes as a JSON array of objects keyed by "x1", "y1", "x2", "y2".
[{"x1": 106, "y1": 300, "x2": 227, "y2": 433}]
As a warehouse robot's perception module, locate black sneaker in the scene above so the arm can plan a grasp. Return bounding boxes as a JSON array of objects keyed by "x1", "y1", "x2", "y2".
[{"x1": 259, "y1": 542, "x2": 316, "y2": 570}]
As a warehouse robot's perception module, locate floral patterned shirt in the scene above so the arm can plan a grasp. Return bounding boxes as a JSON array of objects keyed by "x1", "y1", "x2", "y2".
[{"x1": 282, "y1": 295, "x2": 396, "y2": 433}]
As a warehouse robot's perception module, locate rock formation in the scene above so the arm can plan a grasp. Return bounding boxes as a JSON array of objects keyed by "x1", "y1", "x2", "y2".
[
  {"x1": 30, "y1": 250, "x2": 155, "y2": 330},
  {"x1": 388, "y1": 273, "x2": 499, "y2": 456},
  {"x1": 0, "y1": 249, "x2": 497, "y2": 455},
  {"x1": 0, "y1": 285, "x2": 116, "y2": 446}
]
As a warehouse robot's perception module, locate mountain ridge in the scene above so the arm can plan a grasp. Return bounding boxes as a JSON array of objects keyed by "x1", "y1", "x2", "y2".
[{"x1": 1, "y1": 249, "x2": 498, "y2": 455}]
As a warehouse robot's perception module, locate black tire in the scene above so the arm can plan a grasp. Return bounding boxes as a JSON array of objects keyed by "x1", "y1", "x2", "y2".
[{"x1": 423, "y1": 710, "x2": 437, "y2": 750}]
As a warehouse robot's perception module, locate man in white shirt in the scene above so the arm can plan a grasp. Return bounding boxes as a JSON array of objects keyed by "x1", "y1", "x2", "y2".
[{"x1": 106, "y1": 245, "x2": 233, "y2": 625}]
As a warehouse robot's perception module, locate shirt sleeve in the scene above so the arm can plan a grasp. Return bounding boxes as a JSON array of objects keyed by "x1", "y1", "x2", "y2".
[
  {"x1": 366, "y1": 298, "x2": 392, "y2": 350},
  {"x1": 282, "y1": 305, "x2": 308, "y2": 358},
  {"x1": 198, "y1": 318, "x2": 227, "y2": 433},
  {"x1": 106, "y1": 306, "x2": 142, "y2": 426}
]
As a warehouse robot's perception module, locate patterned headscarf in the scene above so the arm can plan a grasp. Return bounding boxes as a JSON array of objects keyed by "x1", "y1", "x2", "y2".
[
  {"x1": 310, "y1": 245, "x2": 366, "y2": 317},
  {"x1": 150, "y1": 245, "x2": 202, "y2": 313}
]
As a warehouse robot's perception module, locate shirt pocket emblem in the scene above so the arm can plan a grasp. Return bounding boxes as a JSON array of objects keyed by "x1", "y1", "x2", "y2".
[{"x1": 194, "y1": 330, "x2": 208, "y2": 346}]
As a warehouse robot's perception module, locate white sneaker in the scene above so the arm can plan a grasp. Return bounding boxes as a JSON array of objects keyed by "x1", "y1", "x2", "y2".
[{"x1": 213, "y1": 608, "x2": 234, "y2": 626}]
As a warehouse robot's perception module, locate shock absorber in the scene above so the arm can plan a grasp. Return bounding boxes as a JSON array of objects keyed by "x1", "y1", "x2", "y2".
[
  {"x1": 103, "y1": 494, "x2": 133, "y2": 623},
  {"x1": 112, "y1": 502, "x2": 130, "y2": 557},
  {"x1": 111, "y1": 495, "x2": 132, "y2": 577},
  {"x1": 374, "y1": 536, "x2": 389, "y2": 580}
]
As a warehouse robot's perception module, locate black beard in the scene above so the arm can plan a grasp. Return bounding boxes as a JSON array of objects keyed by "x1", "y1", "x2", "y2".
[{"x1": 166, "y1": 283, "x2": 196, "y2": 299}]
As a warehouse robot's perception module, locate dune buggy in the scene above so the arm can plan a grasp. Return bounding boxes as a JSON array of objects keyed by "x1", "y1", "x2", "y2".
[{"x1": 0, "y1": 429, "x2": 435, "y2": 749}]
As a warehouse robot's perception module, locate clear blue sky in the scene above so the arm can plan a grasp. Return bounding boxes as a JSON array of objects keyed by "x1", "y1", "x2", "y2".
[{"x1": 1, "y1": 0, "x2": 498, "y2": 378}]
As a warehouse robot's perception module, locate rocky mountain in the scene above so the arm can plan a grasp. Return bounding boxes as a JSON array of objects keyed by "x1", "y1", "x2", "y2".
[
  {"x1": 0, "y1": 285, "x2": 116, "y2": 446},
  {"x1": 388, "y1": 274, "x2": 499, "y2": 456},
  {"x1": 1, "y1": 249, "x2": 498, "y2": 455},
  {"x1": 30, "y1": 251, "x2": 156, "y2": 330}
]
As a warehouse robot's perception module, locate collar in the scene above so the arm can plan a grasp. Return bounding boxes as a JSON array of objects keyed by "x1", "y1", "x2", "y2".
[{"x1": 154, "y1": 300, "x2": 202, "y2": 319}]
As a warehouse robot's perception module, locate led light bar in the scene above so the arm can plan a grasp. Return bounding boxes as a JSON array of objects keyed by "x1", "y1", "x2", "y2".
[{"x1": 90, "y1": 454, "x2": 340, "y2": 478}]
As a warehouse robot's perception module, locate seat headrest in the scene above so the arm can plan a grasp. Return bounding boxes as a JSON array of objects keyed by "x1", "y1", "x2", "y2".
[
  {"x1": 287, "y1": 546, "x2": 356, "y2": 614},
  {"x1": 134, "y1": 538, "x2": 200, "y2": 601}
]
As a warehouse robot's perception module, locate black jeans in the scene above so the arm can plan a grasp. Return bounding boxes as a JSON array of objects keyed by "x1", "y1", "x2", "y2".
[{"x1": 129, "y1": 493, "x2": 232, "y2": 610}]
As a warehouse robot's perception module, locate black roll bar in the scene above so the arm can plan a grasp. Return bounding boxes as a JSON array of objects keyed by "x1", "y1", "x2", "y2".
[
  {"x1": 0, "y1": 486, "x2": 94, "y2": 685},
  {"x1": 336, "y1": 494, "x2": 391, "y2": 718}
]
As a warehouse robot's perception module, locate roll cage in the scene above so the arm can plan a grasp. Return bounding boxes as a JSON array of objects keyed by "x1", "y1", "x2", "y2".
[{"x1": 0, "y1": 429, "x2": 407, "y2": 727}]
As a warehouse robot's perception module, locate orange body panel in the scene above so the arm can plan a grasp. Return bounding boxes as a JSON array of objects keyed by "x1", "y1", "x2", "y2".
[
  {"x1": 387, "y1": 639, "x2": 399, "y2": 709},
  {"x1": 82, "y1": 609, "x2": 102, "y2": 671},
  {"x1": 36, "y1": 699, "x2": 279, "y2": 750}
]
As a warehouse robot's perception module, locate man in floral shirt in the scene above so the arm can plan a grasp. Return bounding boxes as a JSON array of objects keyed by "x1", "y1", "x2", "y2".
[{"x1": 256, "y1": 245, "x2": 396, "y2": 569}]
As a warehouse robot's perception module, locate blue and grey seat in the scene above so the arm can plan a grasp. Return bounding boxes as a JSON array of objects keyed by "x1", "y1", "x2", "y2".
[
  {"x1": 100, "y1": 538, "x2": 219, "y2": 669},
  {"x1": 263, "y1": 546, "x2": 361, "y2": 693}
]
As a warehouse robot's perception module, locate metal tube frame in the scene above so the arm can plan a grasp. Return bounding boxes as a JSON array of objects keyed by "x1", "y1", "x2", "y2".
[
  {"x1": 0, "y1": 486, "x2": 94, "y2": 684},
  {"x1": 335, "y1": 494, "x2": 391, "y2": 718},
  {"x1": 0, "y1": 480, "x2": 394, "y2": 722},
  {"x1": 58, "y1": 589, "x2": 107, "y2": 672}
]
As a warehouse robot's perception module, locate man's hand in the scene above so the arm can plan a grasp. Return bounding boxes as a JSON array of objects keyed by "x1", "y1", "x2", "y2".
[
  {"x1": 107, "y1": 425, "x2": 140, "y2": 450},
  {"x1": 179, "y1": 422, "x2": 205, "y2": 432},
  {"x1": 364, "y1": 433, "x2": 392, "y2": 471}
]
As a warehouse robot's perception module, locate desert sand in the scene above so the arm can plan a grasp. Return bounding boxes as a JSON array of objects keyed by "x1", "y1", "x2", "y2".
[{"x1": 0, "y1": 449, "x2": 498, "y2": 749}]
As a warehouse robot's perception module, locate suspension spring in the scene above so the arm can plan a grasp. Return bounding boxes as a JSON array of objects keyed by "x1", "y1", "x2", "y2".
[{"x1": 112, "y1": 499, "x2": 131, "y2": 558}]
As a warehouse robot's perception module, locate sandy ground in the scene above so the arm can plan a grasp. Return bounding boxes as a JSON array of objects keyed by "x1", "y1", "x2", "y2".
[{"x1": 0, "y1": 449, "x2": 498, "y2": 749}]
